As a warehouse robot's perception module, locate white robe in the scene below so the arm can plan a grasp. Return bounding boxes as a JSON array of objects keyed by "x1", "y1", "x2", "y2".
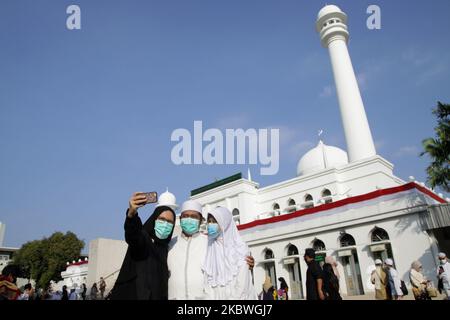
[
  {"x1": 167, "y1": 232, "x2": 208, "y2": 300},
  {"x1": 388, "y1": 268, "x2": 403, "y2": 296},
  {"x1": 202, "y1": 207, "x2": 257, "y2": 300},
  {"x1": 203, "y1": 262, "x2": 257, "y2": 300},
  {"x1": 437, "y1": 261, "x2": 450, "y2": 297}
]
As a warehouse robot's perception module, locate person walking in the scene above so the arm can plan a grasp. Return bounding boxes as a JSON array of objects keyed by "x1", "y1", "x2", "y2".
[
  {"x1": 277, "y1": 277, "x2": 289, "y2": 300},
  {"x1": 385, "y1": 259, "x2": 403, "y2": 300},
  {"x1": 322, "y1": 263, "x2": 342, "y2": 300},
  {"x1": 90, "y1": 283, "x2": 98, "y2": 300},
  {"x1": 61, "y1": 285, "x2": 69, "y2": 300},
  {"x1": 371, "y1": 259, "x2": 388, "y2": 300},
  {"x1": 99, "y1": 277, "x2": 106, "y2": 299},
  {"x1": 260, "y1": 277, "x2": 275, "y2": 300},
  {"x1": 81, "y1": 283, "x2": 87, "y2": 300},
  {"x1": 304, "y1": 248, "x2": 325, "y2": 300},
  {"x1": 437, "y1": 252, "x2": 450, "y2": 300},
  {"x1": 410, "y1": 260, "x2": 430, "y2": 300}
]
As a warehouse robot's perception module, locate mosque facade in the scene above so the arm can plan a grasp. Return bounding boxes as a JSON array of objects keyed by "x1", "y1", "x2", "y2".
[{"x1": 188, "y1": 5, "x2": 450, "y2": 298}]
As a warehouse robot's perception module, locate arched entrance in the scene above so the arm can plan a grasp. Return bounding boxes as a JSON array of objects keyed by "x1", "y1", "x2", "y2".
[
  {"x1": 337, "y1": 233, "x2": 364, "y2": 296},
  {"x1": 312, "y1": 239, "x2": 327, "y2": 267},
  {"x1": 262, "y1": 249, "x2": 277, "y2": 289},
  {"x1": 282, "y1": 244, "x2": 303, "y2": 299}
]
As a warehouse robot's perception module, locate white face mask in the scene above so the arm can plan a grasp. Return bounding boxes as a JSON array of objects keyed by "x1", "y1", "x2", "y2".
[{"x1": 440, "y1": 259, "x2": 447, "y2": 265}]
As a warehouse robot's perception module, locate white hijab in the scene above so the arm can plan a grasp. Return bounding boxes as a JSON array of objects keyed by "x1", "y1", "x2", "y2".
[{"x1": 202, "y1": 207, "x2": 249, "y2": 287}]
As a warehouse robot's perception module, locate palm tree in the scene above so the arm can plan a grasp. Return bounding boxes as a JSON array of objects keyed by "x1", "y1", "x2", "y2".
[{"x1": 421, "y1": 102, "x2": 450, "y2": 192}]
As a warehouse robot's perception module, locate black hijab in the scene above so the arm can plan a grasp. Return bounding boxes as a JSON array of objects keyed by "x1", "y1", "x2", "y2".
[{"x1": 109, "y1": 205, "x2": 176, "y2": 300}]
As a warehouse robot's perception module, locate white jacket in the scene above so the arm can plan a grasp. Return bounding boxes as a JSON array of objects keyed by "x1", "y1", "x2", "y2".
[
  {"x1": 168, "y1": 232, "x2": 208, "y2": 300},
  {"x1": 437, "y1": 261, "x2": 450, "y2": 285},
  {"x1": 388, "y1": 268, "x2": 403, "y2": 296}
]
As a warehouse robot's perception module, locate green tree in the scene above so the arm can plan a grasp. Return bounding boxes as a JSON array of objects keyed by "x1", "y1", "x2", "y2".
[
  {"x1": 421, "y1": 101, "x2": 450, "y2": 192},
  {"x1": 13, "y1": 231, "x2": 84, "y2": 289}
]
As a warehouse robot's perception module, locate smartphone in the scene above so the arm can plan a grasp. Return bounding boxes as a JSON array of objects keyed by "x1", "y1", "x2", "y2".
[{"x1": 143, "y1": 192, "x2": 158, "y2": 204}]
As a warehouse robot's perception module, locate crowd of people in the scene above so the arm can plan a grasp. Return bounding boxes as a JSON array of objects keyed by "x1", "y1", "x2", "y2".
[
  {"x1": 1, "y1": 191, "x2": 449, "y2": 301},
  {"x1": 258, "y1": 249, "x2": 449, "y2": 301},
  {"x1": 0, "y1": 271, "x2": 108, "y2": 301}
]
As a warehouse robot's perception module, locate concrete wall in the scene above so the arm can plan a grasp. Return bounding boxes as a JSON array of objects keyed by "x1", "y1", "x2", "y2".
[
  {"x1": 86, "y1": 238, "x2": 128, "y2": 295},
  {"x1": 0, "y1": 223, "x2": 5, "y2": 247}
]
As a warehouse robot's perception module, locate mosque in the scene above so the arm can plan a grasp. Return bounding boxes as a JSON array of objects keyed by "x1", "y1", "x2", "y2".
[
  {"x1": 80, "y1": 4, "x2": 450, "y2": 299},
  {"x1": 184, "y1": 4, "x2": 450, "y2": 298}
]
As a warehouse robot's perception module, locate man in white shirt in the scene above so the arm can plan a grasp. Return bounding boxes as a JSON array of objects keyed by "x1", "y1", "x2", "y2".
[
  {"x1": 167, "y1": 200, "x2": 254, "y2": 300},
  {"x1": 384, "y1": 258, "x2": 403, "y2": 300},
  {"x1": 437, "y1": 252, "x2": 450, "y2": 299}
]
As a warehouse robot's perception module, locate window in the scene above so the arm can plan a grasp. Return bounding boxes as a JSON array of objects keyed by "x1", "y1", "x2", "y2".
[
  {"x1": 303, "y1": 194, "x2": 314, "y2": 208},
  {"x1": 340, "y1": 233, "x2": 356, "y2": 247},
  {"x1": 321, "y1": 189, "x2": 332, "y2": 204},
  {"x1": 272, "y1": 203, "x2": 281, "y2": 215},
  {"x1": 286, "y1": 199, "x2": 297, "y2": 213},
  {"x1": 312, "y1": 239, "x2": 326, "y2": 251},
  {"x1": 265, "y1": 249, "x2": 275, "y2": 260},
  {"x1": 371, "y1": 228, "x2": 390, "y2": 242},
  {"x1": 287, "y1": 245, "x2": 299, "y2": 256},
  {"x1": 232, "y1": 208, "x2": 240, "y2": 225}
]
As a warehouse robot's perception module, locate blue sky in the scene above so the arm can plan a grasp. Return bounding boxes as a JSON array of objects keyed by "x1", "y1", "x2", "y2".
[{"x1": 1, "y1": 0, "x2": 449, "y2": 251}]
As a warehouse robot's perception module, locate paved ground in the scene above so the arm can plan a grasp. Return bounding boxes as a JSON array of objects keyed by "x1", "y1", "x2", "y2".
[{"x1": 341, "y1": 292, "x2": 447, "y2": 300}]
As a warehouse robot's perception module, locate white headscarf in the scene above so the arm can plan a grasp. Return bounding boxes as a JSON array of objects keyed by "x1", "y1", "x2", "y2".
[{"x1": 202, "y1": 207, "x2": 249, "y2": 287}]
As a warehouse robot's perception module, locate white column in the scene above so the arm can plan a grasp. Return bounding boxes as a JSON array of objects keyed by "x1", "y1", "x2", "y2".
[
  {"x1": 316, "y1": 5, "x2": 377, "y2": 163},
  {"x1": 328, "y1": 39, "x2": 376, "y2": 162}
]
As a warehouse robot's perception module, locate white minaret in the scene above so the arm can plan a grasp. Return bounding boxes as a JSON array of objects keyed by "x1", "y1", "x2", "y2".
[{"x1": 316, "y1": 5, "x2": 376, "y2": 162}]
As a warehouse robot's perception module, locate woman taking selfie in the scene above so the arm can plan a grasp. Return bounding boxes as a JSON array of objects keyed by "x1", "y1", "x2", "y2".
[{"x1": 110, "y1": 192, "x2": 176, "y2": 300}]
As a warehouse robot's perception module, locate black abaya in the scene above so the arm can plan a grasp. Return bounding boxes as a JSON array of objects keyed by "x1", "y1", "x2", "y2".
[{"x1": 109, "y1": 205, "x2": 176, "y2": 300}]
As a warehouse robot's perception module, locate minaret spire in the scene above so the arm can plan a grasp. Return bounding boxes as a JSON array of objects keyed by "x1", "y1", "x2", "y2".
[{"x1": 316, "y1": 5, "x2": 376, "y2": 162}]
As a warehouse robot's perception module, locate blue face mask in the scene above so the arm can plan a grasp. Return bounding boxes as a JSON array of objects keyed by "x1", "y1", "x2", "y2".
[
  {"x1": 180, "y1": 217, "x2": 200, "y2": 235},
  {"x1": 154, "y1": 220, "x2": 174, "y2": 240},
  {"x1": 207, "y1": 223, "x2": 221, "y2": 239}
]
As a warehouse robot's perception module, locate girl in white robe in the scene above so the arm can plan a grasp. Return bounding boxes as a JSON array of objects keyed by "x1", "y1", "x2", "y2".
[{"x1": 202, "y1": 207, "x2": 257, "y2": 300}]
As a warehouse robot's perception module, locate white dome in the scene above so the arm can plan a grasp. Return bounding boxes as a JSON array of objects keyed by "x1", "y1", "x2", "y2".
[
  {"x1": 297, "y1": 141, "x2": 348, "y2": 176},
  {"x1": 156, "y1": 189, "x2": 178, "y2": 210}
]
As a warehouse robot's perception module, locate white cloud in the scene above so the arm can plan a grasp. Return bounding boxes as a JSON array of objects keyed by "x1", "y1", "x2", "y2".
[
  {"x1": 393, "y1": 146, "x2": 420, "y2": 158},
  {"x1": 319, "y1": 85, "x2": 334, "y2": 98},
  {"x1": 402, "y1": 47, "x2": 449, "y2": 86},
  {"x1": 402, "y1": 49, "x2": 432, "y2": 67}
]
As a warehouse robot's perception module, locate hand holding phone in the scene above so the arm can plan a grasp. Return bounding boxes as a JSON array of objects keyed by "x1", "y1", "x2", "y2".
[{"x1": 128, "y1": 192, "x2": 157, "y2": 218}]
